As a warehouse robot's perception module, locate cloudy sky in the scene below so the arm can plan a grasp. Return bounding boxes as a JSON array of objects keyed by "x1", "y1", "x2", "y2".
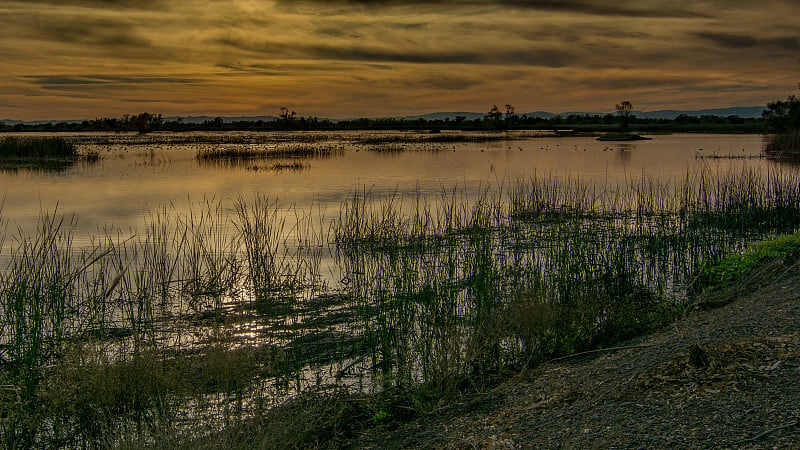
[{"x1": 1, "y1": 0, "x2": 798, "y2": 120}]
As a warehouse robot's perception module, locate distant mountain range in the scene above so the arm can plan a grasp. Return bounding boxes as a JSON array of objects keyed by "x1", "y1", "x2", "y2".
[{"x1": 1, "y1": 106, "x2": 767, "y2": 126}]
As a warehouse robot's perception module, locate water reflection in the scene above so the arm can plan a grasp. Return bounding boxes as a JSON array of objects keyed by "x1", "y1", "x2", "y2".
[
  {"x1": 0, "y1": 131, "x2": 771, "y2": 244},
  {"x1": 614, "y1": 142, "x2": 635, "y2": 165}
]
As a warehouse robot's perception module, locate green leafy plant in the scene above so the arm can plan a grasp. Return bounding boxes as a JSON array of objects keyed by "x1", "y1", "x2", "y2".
[{"x1": 696, "y1": 232, "x2": 800, "y2": 291}]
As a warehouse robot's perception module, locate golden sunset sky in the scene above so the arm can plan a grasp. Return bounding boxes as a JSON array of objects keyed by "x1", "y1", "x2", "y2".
[{"x1": 1, "y1": 0, "x2": 798, "y2": 120}]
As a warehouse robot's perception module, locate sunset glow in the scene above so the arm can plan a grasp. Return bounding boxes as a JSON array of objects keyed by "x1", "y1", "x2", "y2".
[{"x1": 1, "y1": 0, "x2": 799, "y2": 120}]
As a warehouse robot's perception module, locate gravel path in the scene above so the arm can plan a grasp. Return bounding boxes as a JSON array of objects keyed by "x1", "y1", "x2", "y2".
[{"x1": 351, "y1": 260, "x2": 800, "y2": 449}]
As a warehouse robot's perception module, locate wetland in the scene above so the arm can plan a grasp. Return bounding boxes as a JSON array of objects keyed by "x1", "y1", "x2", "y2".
[{"x1": 1, "y1": 131, "x2": 799, "y2": 448}]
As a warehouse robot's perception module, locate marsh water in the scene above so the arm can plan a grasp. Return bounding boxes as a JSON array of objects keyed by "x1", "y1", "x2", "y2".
[
  {"x1": 7, "y1": 130, "x2": 798, "y2": 443},
  {"x1": 0, "y1": 131, "x2": 769, "y2": 241}
]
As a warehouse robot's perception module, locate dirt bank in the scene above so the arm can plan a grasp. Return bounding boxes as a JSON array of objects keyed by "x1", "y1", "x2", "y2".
[{"x1": 351, "y1": 260, "x2": 800, "y2": 449}]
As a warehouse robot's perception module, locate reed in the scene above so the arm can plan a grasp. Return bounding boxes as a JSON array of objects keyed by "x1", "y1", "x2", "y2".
[
  {"x1": 764, "y1": 131, "x2": 800, "y2": 159},
  {"x1": 3, "y1": 166, "x2": 800, "y2": 447},
  {"x1": 0, "y1": 136, "x2": 77, "y2": 159}
]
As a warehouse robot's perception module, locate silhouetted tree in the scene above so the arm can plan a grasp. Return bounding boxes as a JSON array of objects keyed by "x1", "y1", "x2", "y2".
[
  {"x1": 279, "y1": 106, "x2": 297, "y2": 128},
  {"x1": 485, "y1": 105, "x2": 504, "y2": 129},
  {"x1": 763, "y1": 87, "x2": 800, "y2": 133},
  {"x1": 504, "y1": 104, "x2": 517, "y2": 127},
  {"x1": 615, "y1": 101, "x2": 634, "y2": 132},
  {"x1": 130, "y1": 112, "x2": 162, "y2": 134}
]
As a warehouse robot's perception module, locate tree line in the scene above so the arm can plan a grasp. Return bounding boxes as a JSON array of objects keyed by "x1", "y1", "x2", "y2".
[{"x1": 0, "y1": 106, "x2": 768, "y2": 134}]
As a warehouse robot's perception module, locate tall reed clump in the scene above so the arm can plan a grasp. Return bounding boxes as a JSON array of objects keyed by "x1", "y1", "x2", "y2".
[
  {"x1": 179, "y1": 197, "x2": 240, "y2": 316},
  {"x1": 0, "y1": 211, "x2": 80, "y2": 448},
  {"x1": 764, "y1": 131, "x2": 800, "y2": 159},
  {"x1": 233, "y1": 195, "x2": 292, "y2": 307},
  {"x1": 0, "y1": 136, "x2": 77, "y2": 159},
  {"x1": 0, "y1": 199, "x2": 275, "y2": 448}
]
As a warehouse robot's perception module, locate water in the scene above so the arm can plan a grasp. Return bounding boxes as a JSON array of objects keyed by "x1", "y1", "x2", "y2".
[{"x1": 0, "y1": 131, "x2": 770, "y2": 241}]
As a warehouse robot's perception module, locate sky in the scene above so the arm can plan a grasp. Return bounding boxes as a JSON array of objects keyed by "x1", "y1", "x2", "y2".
[{"x1": 1, "y1": 0, "x2": 799, "y2": 121}]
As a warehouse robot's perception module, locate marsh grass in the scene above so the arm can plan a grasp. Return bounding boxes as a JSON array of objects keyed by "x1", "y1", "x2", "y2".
[
  {"x1": 764, "y1": 132, "x2": 800, "y2": 159},
  {"x1": 0, "y1": 137, "x2": 76, "y2": 159},
  {"x1": 3, "y1": 166, "x2": 800, "y2": 447},
  {"x1": 0, "y1": 137, "x2": 100, "y2": 173}
]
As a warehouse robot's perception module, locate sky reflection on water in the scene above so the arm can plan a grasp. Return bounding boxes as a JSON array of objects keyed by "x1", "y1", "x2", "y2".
[{"x1": 0, "y1": 132, "x2": 771, "y2": 245}]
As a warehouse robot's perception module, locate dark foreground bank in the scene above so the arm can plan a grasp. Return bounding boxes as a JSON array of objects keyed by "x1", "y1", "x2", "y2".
[{"x1": 350, "y1": 257, "x2": 800, "y2": 449}]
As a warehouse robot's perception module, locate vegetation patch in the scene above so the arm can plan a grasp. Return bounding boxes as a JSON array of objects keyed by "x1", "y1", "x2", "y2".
[
  {"x1": 0, "y1": 136, "x2": 76, "y2": 158},
  {"x1": 762, "y1": 88, "x2": 800, "y2": 159},
  {"x1": 197, "y1": 144, "x2": 342, "y2": 161},
  {"x1": 0, "y1": 136, "x2": 90, "y2": 171},
  {"x1": 695, "y1": 232, "x2": 800, "y2": 293},
  {"x1": 764, "y1": 131, "x2": 800, "y2": 159}
]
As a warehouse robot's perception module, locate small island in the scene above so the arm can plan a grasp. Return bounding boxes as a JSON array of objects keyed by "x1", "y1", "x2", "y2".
[{"x1": 596, "y1": 132, "x2": 651, "y2": 141}]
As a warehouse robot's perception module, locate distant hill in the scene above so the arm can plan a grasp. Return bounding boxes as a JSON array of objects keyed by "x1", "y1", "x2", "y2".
[
  {"x1": 633, "y1": 106, "x2": 766, "y2": 120},
  {"x1": 399, "y1": 112, "x2": 486, "y2": 121},
  {"x1": 0, "y1": 116, "x2": 279, "y2": 126},
  {"x1": 0, "y1": 119, "x2": 84, "y2": 126},
  {"x1": 403, "y1": 106, "x2": 766, "y2": 121}
]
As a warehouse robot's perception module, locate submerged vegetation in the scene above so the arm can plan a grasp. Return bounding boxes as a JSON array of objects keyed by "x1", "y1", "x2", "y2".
[
  {"x1": 2, "y1": 166, "x2": 800, "y2": 447},
  {"x1": 196, "y1": 143, "x2": 343, "y2": 162}
]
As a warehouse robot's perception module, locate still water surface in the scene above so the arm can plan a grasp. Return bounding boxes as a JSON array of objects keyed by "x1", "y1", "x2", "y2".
[{"x1": 0, "y1": 131, "x2": 770, "y2": 242}]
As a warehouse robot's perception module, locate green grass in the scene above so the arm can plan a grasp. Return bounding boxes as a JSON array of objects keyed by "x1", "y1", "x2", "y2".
[{"x1": 696, "y1": 231, "x2": 800, "y2": 292}]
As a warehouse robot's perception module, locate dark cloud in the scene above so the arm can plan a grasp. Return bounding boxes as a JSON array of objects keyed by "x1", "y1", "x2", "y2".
[
  {"x1": 282, "y1": 0, "x2": 708, "y2": 18},
  {"x1": 402, "y1": 75, "x2": 483, "y2": 91},
  {"x1": 315, "y1": 26, "x2": 365, "y2": 39},
  {"x1": 29, "y1": 75, "x2": 199, "y2": 88},
  {"x1": 765, "y1": 36, "x2": 800, "y2": 52},
  {"x1": 9, "y1": 10, "x2": 153, "y2": 48},
  {"x1": 3, "y1": 0, "x2": 798, "y2": 119},
  {"x1": 15, "y1": 0, "x2": 169, "y2": 9},
  {"x1": 695, "y1": 32, "x2": 757, "y2": 49},
  {"x1": 498, "y1": 0, "x2": 708, "y2": 18},
  {"x1": 216, "y1": 36, "x2": 575, "y2": 67},
  {"x1": 695, "y1": 32, "x2": 800, "y2": 54}
]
